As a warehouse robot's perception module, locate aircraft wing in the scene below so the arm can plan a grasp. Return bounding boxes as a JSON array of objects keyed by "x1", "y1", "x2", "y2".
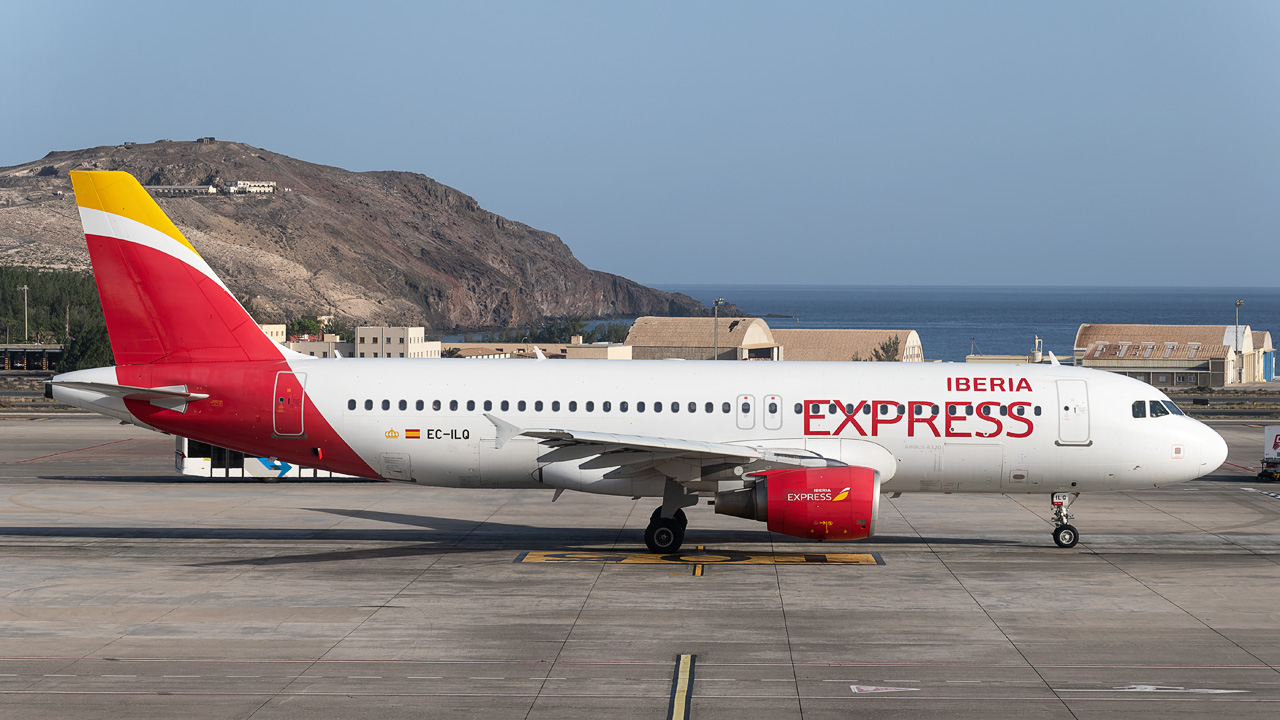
[{"x1": 485, "y1": 413, "x2": 835, "y2": 481}]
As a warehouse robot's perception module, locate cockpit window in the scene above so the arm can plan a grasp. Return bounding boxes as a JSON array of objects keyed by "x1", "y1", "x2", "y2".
[
  {"x1": 1148, "y1": 400, "x2": 1170, "y2": 418},
  {"x1": 1132, "y1": 400, "x2": 1146, "y2": 419},
  {"x1": 1162, "y1": 400, "x2": 1185, "y2": 416}
]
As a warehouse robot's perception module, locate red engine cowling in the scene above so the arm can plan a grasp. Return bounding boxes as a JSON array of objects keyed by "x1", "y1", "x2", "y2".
[{"x1": 714, "y1": 466, "x2": 880, "y2": 541}]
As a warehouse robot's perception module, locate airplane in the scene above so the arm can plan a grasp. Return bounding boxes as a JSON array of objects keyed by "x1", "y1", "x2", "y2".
[{"x1": 49, "y1": 170, "x2": 1229, "y2": 552}]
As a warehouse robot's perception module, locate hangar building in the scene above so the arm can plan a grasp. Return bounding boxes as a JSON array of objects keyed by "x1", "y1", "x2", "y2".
[{"x1": 1074, "y1": 324, "x2": 1274, "y2": 388}]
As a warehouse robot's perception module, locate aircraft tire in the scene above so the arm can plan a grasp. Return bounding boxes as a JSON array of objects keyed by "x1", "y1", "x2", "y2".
[
  {"x1": 1053, "y1": 524, "x2": 1079, "y2": 548},
  {"x1": 645, "y1": 518, "x2": 684, "y2": 553}
]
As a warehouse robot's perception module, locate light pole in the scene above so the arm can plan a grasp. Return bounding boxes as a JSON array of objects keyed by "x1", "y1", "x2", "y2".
[
  {"x1": 1236, "y1": 299, "x2": 1245, "y2": 383},
  {"x1": 712, "y1": 298, "x2": 726, "y2": 360},
  {"x1": 17, "y1": 285, "x2": 28, "y2": 343}
]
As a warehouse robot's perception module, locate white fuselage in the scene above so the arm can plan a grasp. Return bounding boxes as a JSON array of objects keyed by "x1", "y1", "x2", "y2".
[{"x1": 281, "y1": 358, "x2": 1225, "y2": 496}]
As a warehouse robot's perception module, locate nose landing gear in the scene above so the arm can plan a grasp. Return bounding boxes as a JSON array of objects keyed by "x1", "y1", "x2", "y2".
[{"x1": 1051, "y1": 492, "x2": 1079, "y2": 548}]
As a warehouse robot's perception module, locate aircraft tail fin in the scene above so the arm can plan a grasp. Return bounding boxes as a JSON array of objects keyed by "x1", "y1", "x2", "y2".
[{"x1": 70, "y1": 171, "x2": 285, "y2": 365}]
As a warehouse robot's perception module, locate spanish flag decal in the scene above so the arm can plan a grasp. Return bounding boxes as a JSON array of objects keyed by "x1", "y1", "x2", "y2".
[
  {"x1": 405, "y1": 429, "x2": 421, "y2": 439},
  {"x1": 832, "y1": 487, "x2": 851, "y2": 502}
]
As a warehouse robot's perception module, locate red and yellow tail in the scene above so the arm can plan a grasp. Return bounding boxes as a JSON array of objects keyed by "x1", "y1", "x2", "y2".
[{"x1": 71, "y1": 171, "x2": 283, "y2": 365}]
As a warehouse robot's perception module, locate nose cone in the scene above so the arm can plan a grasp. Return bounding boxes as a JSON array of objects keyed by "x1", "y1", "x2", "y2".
[{"x1": 1200, "y1": 424, "x2": 1228, "y2": 476}]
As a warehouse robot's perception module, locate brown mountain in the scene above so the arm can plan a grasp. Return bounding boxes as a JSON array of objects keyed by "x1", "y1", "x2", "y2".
[{"x1": 0, "y1": 139, "x2": 719, "y2": 329}]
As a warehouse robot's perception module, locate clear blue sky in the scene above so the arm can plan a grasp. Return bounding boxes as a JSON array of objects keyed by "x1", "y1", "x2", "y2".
[{"x1": 3, "y1": 1, "x2": 1278, "y2": 286}]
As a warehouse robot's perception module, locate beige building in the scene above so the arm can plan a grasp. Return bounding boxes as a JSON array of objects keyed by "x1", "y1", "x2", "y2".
[
  {"x1": 356, "y1": 326, "x2": 441, "y2": 358},
  {"x1": 258, "y1": 324, "x2": 286, "y2": 344},
  {"x1": 1074, "y1": 324, "x2": 1273, "y2": 388},
  {"x1": 290, "y1": 336, "x2": 355, "y2": 358},
  {"x1": 625, "y1": 317, "x2": 781, "y2": 360},
  {"x1": 770, "y1": 329, "x2": 924, "y2": 362},
  {"x1": 441, "y1": 340, "x2": 632, "y2": 360}
]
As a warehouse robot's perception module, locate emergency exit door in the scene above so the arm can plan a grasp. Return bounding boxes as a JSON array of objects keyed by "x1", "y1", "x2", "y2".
[{"x1": 273, "y1": 371, "x2": 307, "y2": 437}]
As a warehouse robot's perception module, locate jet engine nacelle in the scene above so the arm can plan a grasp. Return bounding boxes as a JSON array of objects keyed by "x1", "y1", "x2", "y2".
[{"x1": 714, "y1": 466, "x2": 880, "y2": 541}]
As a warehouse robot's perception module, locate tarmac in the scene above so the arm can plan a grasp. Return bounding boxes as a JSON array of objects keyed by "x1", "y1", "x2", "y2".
[{"x1": 2, "y1": 415, "x2": 1280, "y2": 719}]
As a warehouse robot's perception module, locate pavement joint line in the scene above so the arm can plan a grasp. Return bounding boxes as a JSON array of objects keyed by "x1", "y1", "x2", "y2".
[{"x1": 666, "y1": 654, "x2": 696, "y2": 720}]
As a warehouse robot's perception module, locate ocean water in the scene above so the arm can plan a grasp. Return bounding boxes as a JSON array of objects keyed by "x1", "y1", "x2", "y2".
[{"x1": 650, "y1": 285, "x2": 1280, "y2": 363}]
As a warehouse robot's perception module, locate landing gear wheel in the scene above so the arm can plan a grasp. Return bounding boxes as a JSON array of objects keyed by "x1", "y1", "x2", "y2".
[
  {"x1": 644, "y1": 517, "x2": 685, "y2": 553},
  {"x1": 651, "y1": 507, "x2": 688, "y2": 530},
  {"x1": 1053, "y1": 524, "x2": 1079, "y2": 548}
]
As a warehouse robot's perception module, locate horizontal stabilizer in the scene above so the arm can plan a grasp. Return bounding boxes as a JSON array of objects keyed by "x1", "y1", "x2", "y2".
[{"x1": 52, "y1": 381, "x2": 209, "y2": 403}]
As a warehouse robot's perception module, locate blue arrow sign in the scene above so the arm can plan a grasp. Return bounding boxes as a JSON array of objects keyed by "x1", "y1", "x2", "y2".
[{"x1": 257, "y1": 458, "x2": 293, "y2": 478}]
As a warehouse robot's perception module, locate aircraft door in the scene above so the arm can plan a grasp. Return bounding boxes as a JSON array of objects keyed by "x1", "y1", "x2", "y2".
[
  {"x1": 943, "y1": 443, "x2": 1003, "y2": 490},
  {"x1": 736, "y1": 394, "x2": 756, "y2": 430},
  {"x1": 1056, "y1": 379, "x2": 1091, "y2": 445},
  {"x1": 273, "y1": 371, "x2": 306, "y2": 437},
  {"x1": 763, "y1": 394, "x2": 783, "y2": 430}
]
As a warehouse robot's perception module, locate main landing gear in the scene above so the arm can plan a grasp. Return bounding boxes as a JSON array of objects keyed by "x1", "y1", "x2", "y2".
[
  {"x1": 1051, "y1": 492, "x2": 1079, "y2": 548},
  {"x1": 645, "y1": 507, "x2": 687, "y2": 553},
  {"x1": 644, "y1": 480, "x2": 698, "y2": 553}
]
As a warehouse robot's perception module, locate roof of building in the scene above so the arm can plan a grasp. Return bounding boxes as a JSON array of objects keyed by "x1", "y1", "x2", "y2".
[
  {"x1": 770, "y1": 328, "x2": 921, "y2": 361},
  {"x1": 1080, "y1": 341, "x2": 1230, "y2": 362},
  {"x1": 1075, "y1": 324, "x2": 1254, "y2": 353},
  {"x1": 1254, "y1": 330, "x2": 1274, "y2": 352},
  {"x1": 625, "y1": 317, "x2": 776, "y2": 349}
]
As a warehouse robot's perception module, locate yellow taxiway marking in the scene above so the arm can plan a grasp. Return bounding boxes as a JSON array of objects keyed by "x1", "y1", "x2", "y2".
[
  {"x1": 514, "y1": 550, "x2": 884, "y2": 565},
  {"x1": 667, "y1": 654, "x2": 696, "y2": 720}
]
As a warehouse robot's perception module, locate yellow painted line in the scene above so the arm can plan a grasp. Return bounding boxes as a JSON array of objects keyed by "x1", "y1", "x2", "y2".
[
  {"x1": 667, "y1": 654, "x2": 695, "y2": 720},
  {"x1": 514, "y1": 551, "x2": 884, "y2": 565}
]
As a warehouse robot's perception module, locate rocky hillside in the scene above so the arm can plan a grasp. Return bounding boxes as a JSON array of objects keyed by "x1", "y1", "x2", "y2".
[{"x1": 0, "y1": 140, "x2": 714, "y2": 329}]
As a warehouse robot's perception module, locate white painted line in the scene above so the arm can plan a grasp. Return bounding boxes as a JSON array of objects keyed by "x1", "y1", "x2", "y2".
[
  {"x1": 43, "y1": 674, "x2": 76, "y2": 677},
  {"x1": 101, "y1": 675, "x2": 136, "y2": 678},
  {"x1": 469, "y1": 677, "x2": 504, "y2": 680},
  {"x1": 0, "y1": 674, "x2": 16, "y2": 677},
  {"x1": 226, "y1": 675, "x2": 261, "y2": 678},
  {"x1": 406, "y1": 677, "x2": 442, "y2": 680},
  {"x1": 762, "y1": 679, "x2": 793, "y2": 682},
  {"x1": 347, "y1": 676, "x2": 382, "y2": 679}
]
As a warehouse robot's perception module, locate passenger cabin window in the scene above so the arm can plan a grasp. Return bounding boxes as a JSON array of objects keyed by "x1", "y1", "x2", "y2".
[
  {"x1": 637, "y1": 401, "x2": 646, "y2": 412},
  {"x1": 467, "y1": 400, "x2": 476, "y2": 411},
  {"x1": 364, "y1": 399, "x2": 373, "y2": 411},
  {"x1": 348, "y1": 399, "x2": 356, "y2": 410},
  {"x1": 399, "y1": 400, "x2": 407, "y2": 411},
  {"x1": 449, "y1": 400, "x2": 458, "y2": 411},
  {"x1": 654, "y1": 402, "x2": 662, "y2": 413},
  {"x1": 433, "y1": 400, "x2": 442, "y2": 411},
  {"x1": 689, "y1": 402, "x2": 697, "y2": 413},
  {"x1": 603, "y1": 401, "x2": 612, "y2": 412},
  {"x1": 1149, "y1": 400, "x2": 1170, "y2": 418},
  {"x1": 552, "y1": 401, "x2": 560, "y2": 412},
  {"x1": 705, "y1": 402, "x2": 713, "y2": 413},
  {"x1": 619, "y1": 401, "x2": 628, "y2": 412},
  {"x1": 671, "y1": 402, "x2": 679, "y2": 413},
  {"x1": 518, "y1": 401, "x2": 527, "y2": 411},
  {"x1": 722, "y1": 402, "x2": 731, "y2": 413},
  {"x1": 1132, "y1": 400, "x2": 1147, "y2": 418},
  {"x1": 586, "y1": 401, "x2": 594, "y2": 412},
  {"x1": 484, "y1": 400, "x2": 492, "y2": 411},
  {"x1": 569, "y1": 401, "x2": 578, "y2": 412},
  {"x1": 535, "y1": 401, "x2": 544, "y2": 412},
  {"x1": 416, "y1": 400, "x2": 424, "y2": 411},
  {"x1": 381, "y1": 399, "x2": 390, "y2": 411},
  {"x1": 501, "y1": 400, "x2": 510, "y2": 411}
]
